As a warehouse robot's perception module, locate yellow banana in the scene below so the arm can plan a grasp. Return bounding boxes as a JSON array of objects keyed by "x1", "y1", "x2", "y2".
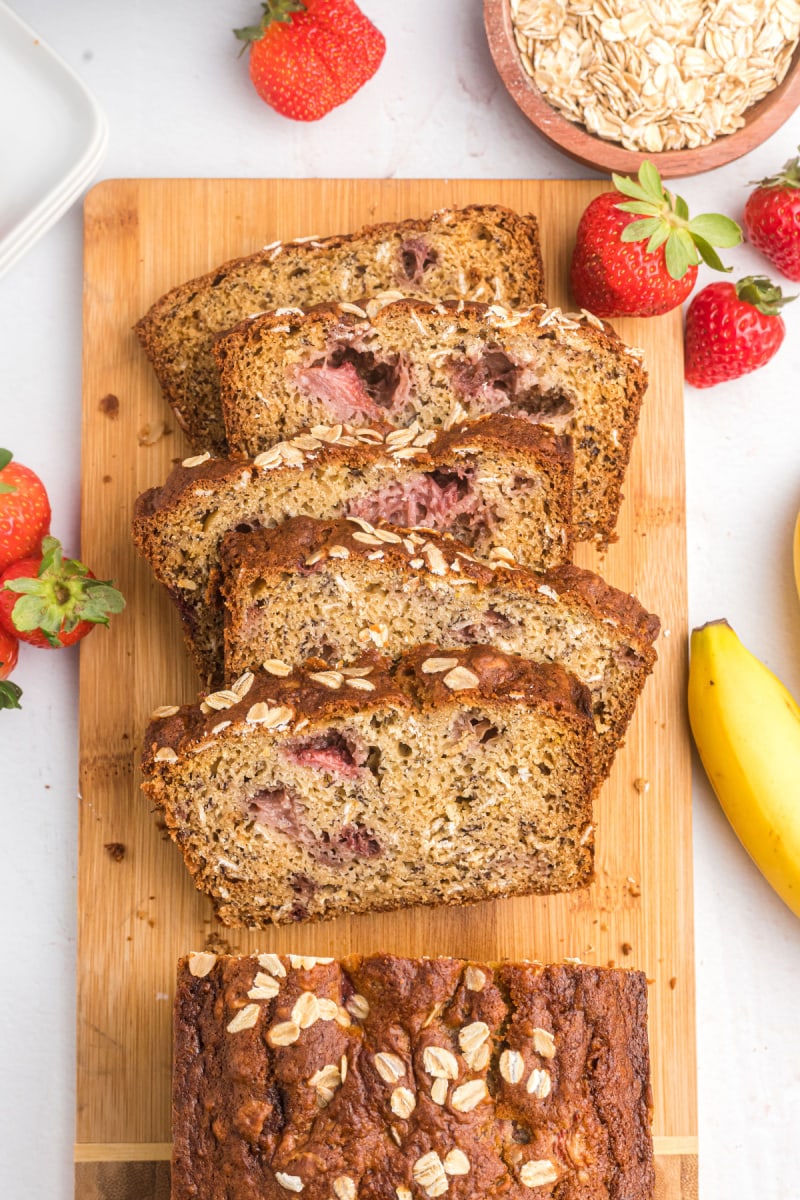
[
  {"x1": 794, "y1": 510, "x2": 800, "y2": 606},
  {"x1": 688, "y1": 619, "x2": 800, "y2": 919}
]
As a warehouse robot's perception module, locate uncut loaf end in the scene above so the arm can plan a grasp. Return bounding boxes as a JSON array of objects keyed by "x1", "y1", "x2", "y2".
[{"x1": 173, "y1": 951, "x2": 655, "y2": 1200}]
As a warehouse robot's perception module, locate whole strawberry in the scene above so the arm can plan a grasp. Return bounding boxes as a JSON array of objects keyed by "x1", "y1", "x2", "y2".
[
  {"x1": 0, "y1": 536, "x2": 125, "y2": 649},
  {"x1": 570, "y1": 161, "x2": 742, "y2": 318},
  {"x1": 0, "y1": 448, "x2": 51, "y2": 574},
  {"x1": 684, "y1": 276, "x2": 794, "y2": 388},
  {"x1": 744, "y1": 147, "x2": 800, "y2": 282},
  {"x1": 235, "y1": 0, "x2": 385, "y2": 122}
]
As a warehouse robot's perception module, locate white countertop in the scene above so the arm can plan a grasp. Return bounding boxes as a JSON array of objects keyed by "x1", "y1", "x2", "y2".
[{"x1": 1, "y1": 2, "x2": 799, "y2": 1195}]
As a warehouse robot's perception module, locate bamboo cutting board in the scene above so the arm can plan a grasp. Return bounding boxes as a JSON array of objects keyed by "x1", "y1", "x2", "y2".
[{"x1": 77, "y1": 178, "x2": 696, "y2": 1199}]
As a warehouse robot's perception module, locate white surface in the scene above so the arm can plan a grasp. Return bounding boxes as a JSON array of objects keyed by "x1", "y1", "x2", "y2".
[
  {"x1": 0, "y1": 2, "x2": 107, "y2": 278},
  {"x1": 1, "y1": 1, "x2": 799, "y2": 1195}
]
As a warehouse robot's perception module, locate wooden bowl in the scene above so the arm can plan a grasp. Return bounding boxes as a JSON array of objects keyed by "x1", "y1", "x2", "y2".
[{"x1": 485, "y1": 0, "x2": 800, "y2": 178}]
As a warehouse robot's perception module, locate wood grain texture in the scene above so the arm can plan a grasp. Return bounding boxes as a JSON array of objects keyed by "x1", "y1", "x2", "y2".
[
  {"x1": 77, "y1": 180, "x2": 696, "y2": 1183},
  {"x1": 484, "y1": 0, "x2": 800, "y2": 177},
  {"x1": 75, "y1": 1154, "x2": 698, "y2": 1200}
]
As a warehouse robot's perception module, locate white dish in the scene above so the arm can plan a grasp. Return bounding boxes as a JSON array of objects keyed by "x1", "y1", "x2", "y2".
[{"x1": 0, "y1": 2, "x2": 107, "y2": 278}]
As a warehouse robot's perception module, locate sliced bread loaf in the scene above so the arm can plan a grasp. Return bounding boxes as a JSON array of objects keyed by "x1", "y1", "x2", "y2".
[
  {"x1": 135, "y1": 205, "x2": 546, "y2": 453},
  {"x1": 216, "y1": 298, "x2": 648, "y2": 541},
  {"x1": 131, "y1": 418, "x2": 574, "y2": 685},
  {"x1": 141, "y1": 645, "x2": 595, "y2": 926},
  {"x1": 220, "y1": 516, "x2": 660, "y2": 783}
]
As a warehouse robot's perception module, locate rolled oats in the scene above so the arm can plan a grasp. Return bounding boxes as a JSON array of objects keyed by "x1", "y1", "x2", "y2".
[{"x1": 510, "y1": 0, "x2": 800, "y2": 151}]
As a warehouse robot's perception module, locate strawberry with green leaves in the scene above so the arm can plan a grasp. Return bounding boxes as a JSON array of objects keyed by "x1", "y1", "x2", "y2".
[
  {"x1": 235, "y1": 0, "x2": 385, "y2": 122},
  {"x1": 570, "y1": 162, "x2": 742, "y2": 318},
  {"x1": 0, "y1": 448, "x2": 51, "y2": 573},
  {"x1": 684, "y1": 276, "x2": 794, "y2": 388},
  {"x1": 0, "y1": 536, "x2": 125, "y2": 649},
  {"x1": 744, "y1": 147, "x2": 800, "y2": 283}
]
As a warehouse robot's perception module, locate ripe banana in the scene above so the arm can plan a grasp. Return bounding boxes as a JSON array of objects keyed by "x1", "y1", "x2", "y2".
[
  {"x1": 794, "y1": 510, "x2": 800, "y2": 606},
  {"x1": 688, "y1": 619, "x2": 800, "y2": 919}
]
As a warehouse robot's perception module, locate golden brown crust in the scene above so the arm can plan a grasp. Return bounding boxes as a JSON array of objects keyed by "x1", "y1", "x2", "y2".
[
  {"x1": 172, "y1": 952, "x2": 655, "y2": 1200},
  {"x1": 141, "y1": 644, "x2": 593, "y2": 773},
  {"x1": 132, "y1": 417, "x2": 572, "y2": 522},
  {"x1": 219, "y1": 516, "x2": 660, "y2": 653}
]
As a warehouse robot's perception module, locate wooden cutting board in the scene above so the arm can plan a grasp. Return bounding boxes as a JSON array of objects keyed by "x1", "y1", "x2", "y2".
[{"x1": 76, "y1": 178, "x2": 696, "y2": 1199}]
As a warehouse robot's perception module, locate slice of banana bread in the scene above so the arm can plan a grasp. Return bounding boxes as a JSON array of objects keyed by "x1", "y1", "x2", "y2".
[
  {"x1": 173, "y1": 952, "x2": 655, "y2": 1200},
  {"x1": 135, "y1": 205, "x2": 546, "y2": 453},
  {"x1": 141, "y1": 645, "x2": 595, "y2": 926},
  {"x1": 220, "y1": 517, "x2": 660, "y2": 783},
  {"x1": 216, "y1": 298, "x2": 647, "y2": 541},
  {"x1": 131, "y1": 418, "x2": 574, "y2": 686}
]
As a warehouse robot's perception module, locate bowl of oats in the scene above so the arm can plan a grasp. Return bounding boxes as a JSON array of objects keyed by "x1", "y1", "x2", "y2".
[{"x1": 485, "y1": 0, "x2": 800, "y2": 176}]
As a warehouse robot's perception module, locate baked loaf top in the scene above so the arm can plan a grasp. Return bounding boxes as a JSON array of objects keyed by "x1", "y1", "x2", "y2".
[
  {"x1": 221, "y1": 514, "x2": 660, "y2": 649},
  {"x1": 133, "y1": 414, "x2": 572, "y2": 521},
  {"x1": 215, "y1": 298, "x2": 648, "y2": 541},
  {"x1": 135, "y1": 204, "x2": 546, "y2": 453},
  {"x1": 172, "y1": 952, "x2": 655, "y2": 1199},
  {"x1": 132, "y1": 417, "x2": 575, "y2": 685},
  {"x1": 142, "y1": 643, "x2": 593, "y2": 769}
]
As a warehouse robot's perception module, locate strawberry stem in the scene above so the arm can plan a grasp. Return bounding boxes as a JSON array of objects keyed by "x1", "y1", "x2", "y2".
[
  {"x1": 613, "y1": 161, "x2": 742, "y2": 281},
  {"x1": 234, "y1": 0, "x2": 306, "y2": 44},
  {"x1": 735, "y1": 275, "x2": 796, "y2": 316},
  {"x1": 751, "y1": 146, "x2": 800, "y2": 190},
  {"x1": 3, "y1": 535, "x2": 125, "y2": 647}
]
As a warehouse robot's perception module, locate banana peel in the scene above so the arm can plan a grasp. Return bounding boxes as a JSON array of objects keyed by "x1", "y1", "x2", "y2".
[
  {"x1": 794, "y1": 510, "x2": 800, "y2": 606},
  {"x1": 688, "y1": 619, "x2": 800, "y2": 919}
]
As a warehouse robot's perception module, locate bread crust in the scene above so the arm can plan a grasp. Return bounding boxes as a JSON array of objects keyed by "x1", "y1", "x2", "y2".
[{"x1": 172, "y1": 952, "x2": 655, "y2": 1200}]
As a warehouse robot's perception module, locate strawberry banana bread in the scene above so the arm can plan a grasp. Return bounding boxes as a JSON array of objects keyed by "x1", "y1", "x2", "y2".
[
  {"x1": 172, "y1": 951, "x2": 655, "y2": 1199},
  {"x1": 131, "y1": 418, "x2": 574, "y2": 686},
  {"x1": 220, "y1": 517, "x2": 660, "y2": 784},
  {"x1": 215, "y1": 298, "x2": 647, "y2": 541},
  {"x1": 135, "y1": 205, "x2": 546, "y2": 453},
  {"x1": 141, "y1": 646, "x2": 595, "y2": 926}
]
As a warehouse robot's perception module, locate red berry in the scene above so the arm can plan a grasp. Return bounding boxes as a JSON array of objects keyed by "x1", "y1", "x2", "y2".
[
  {"x1": 684, "y1": 276, "x2": 793, "y2": 389},
  {"x1": 0, "y1": 449, "x2": 51, "y2": 574},
  {"x1": 570, "y1": 162, "x2": 742, "y2": 318},
  {"x1": 0, "y1": 536, "x2": 125, "y2": 649},
  {"x1": 744, "y1": 148, "x2": 800, "y2": 283},
  {"x1": 235, "y1": 0, "x2": 385, "y2": 122},
  {"x1": 0, "y1": 627, "x2": 22, "y2": 710},
  {"x1": 0, "y1": 627, "x2": 18, "y2": 679}
]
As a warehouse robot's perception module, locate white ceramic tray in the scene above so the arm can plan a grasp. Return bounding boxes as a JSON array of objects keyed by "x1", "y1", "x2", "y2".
[{"x1": 0, "y1": 3, "x2": 107, "y2": 278}]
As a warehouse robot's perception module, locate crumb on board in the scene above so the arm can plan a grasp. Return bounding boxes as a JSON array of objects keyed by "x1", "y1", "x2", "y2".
[
  {"x1": 633, "y1": 777, "x2": 650, "y2": 795},
  {"x1": 138, "y1": 419, "x2": 171, "y2": 446},
  {"x1": 103, "y1": 842, "x2": 126, "y2": 862},
  {"x1": 621, "y1": 942, "x2": 633, "y2": 956},
  {"x1": 98, "y1": 393, "x2": 119, "y2": 418},
  {"x1": 669, "y1": 977, "x2": 678, "y2": 990}
]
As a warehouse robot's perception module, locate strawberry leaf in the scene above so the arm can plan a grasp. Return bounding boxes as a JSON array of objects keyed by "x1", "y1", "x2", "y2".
[
  {"x1": 692, "y1": 235, "x2": 732, "y2": 272},
  {"x1": 647, "y1": 225, "x2": 671, "y2": 254},
  {"x1": 673, "y1": 193, "x2": 690, "y2": 221},
  {"x1": 0, "y1": 680, "x2": 22, "y2": 710},
  {"x1": 0, "y1": 449, "x2": 12, "y2": 471},
  {"x1": 612, "y1": 172, "x2": 654, "y2": 203},
  {"x1": 665, "y1": 230, "x2": 692, "y2": 280},
  {"x1": 638, "y1": 160, "x2": 664, "y2": 200},
  {"x1": 735, "y1": 275, "x2": 796, "y2": 315},
  {"x1": 687, "y1": 214, "x2": 742, "y2": 247},
  {"x1": 620, "y1": 217, "x2": 663, "y2": 242},
  {"x1": 616, "y1": 200, "x2": 663, "y2": 216}
]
